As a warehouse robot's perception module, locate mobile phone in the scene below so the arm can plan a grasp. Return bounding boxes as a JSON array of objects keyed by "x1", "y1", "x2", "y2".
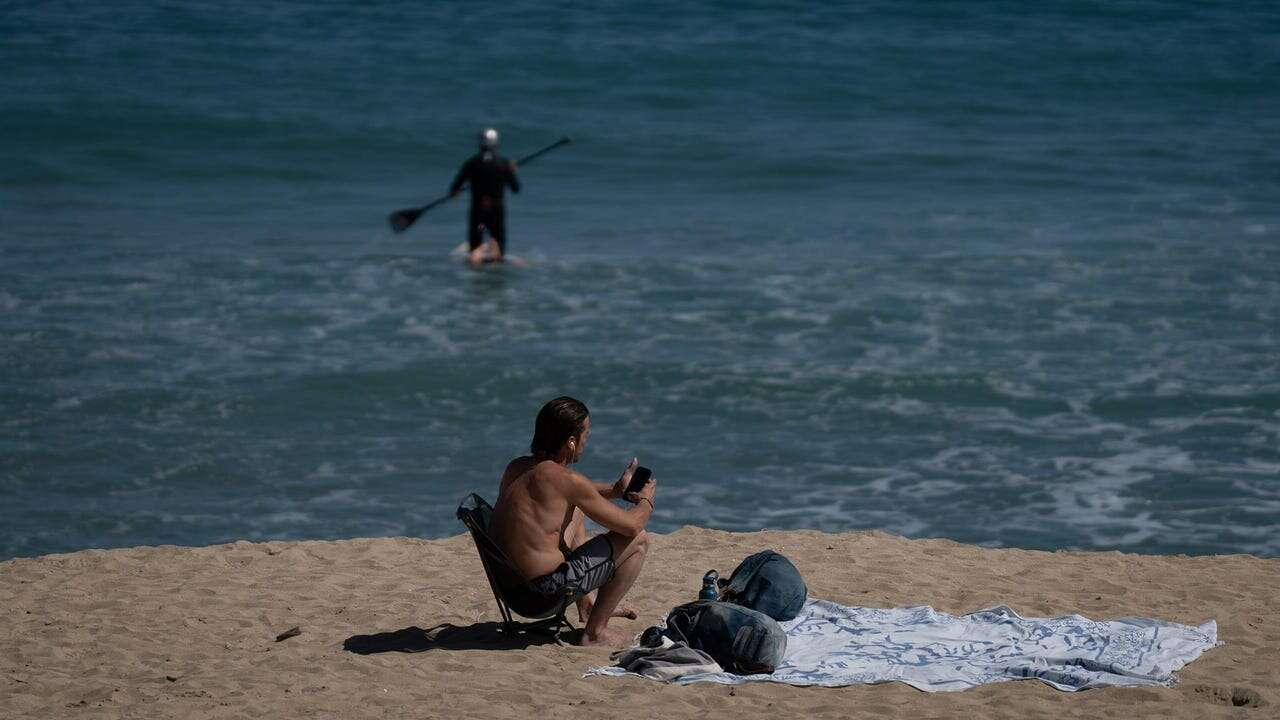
[{"x1": 625, "y1": 466, "x2": 652, "y2": 496}]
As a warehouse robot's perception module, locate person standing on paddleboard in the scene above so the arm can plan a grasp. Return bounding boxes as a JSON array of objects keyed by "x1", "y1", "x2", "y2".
[{"x1": 450, "y1": 128, "x2": 520, "y2": 266}]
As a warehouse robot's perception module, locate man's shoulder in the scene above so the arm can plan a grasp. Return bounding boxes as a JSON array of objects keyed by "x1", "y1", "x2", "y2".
[
  {"x1": 502, "y1": 455, "x2": 537, "y2": 480},
  {"x1": 530, "y1": 458, "x2": 575, "y2": 482},
  {"x1": 503, "y1": 455, "x2": 566, "y2": 479},
  {"x1": 511, "y1": 457, "x2": 589, "y2": 489}
]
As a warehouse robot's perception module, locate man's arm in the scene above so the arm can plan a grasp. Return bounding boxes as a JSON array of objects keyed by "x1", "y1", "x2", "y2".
[
  {"x1": 507, "y1": 161, "x2": 521, "y2": 193},
  {"x1": 589, "y1": 479, "x2": 617, "y2": 499},
  {"x1": 589, "y1": 457, "x2": 640, "y2": 500},
  {"x1": 449, "y1": 159, "x2": 472, "y2": 196},
  {"x1": 565, "y1": 471, "x2": 651, "y2": 537}
]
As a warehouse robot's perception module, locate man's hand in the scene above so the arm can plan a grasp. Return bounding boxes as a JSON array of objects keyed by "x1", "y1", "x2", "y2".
[
  {"x1": 612, "y1": 457, "x2": 638, "y2": 500},
  {"x1": 634, "y1": 475, "x2": 656, "y2": 509}
]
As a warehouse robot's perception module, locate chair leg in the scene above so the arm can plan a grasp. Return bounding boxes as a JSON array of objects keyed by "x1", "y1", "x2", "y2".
[
  {"x1": 550, "y1": 614, "x2": 574, "y2": 647},
  {"x1": 497, "y1": 612, "x2": 574, "y2": 645},
  {"x1": 493, "y1": 596, "x2": 516, "y2": 631}
]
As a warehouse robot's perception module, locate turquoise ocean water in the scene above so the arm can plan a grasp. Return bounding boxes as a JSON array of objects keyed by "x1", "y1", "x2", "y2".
[{"x1": 3, "y1": 2, "x2": 1278, "y2": 560}]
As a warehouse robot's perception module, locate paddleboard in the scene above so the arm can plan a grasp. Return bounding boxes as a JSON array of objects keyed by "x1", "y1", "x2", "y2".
[{"x1": 455, "y1": 239, "x2": 526, "y2": 267}]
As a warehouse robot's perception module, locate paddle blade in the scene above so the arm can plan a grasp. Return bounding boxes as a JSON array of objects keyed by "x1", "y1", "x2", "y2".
[{"x1": 388, "y1": 207, "x2": 422, "y2": 233}]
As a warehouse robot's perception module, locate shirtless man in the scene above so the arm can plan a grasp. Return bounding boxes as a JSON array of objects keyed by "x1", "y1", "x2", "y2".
[{"x1": 490, "y1": 396, "x2": 656, "y2": 647}]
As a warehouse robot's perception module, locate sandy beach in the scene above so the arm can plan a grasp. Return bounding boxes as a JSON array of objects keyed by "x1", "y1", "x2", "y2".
[{"x1": 2, "y1": 527, "x2": 1273, "y2": 719}]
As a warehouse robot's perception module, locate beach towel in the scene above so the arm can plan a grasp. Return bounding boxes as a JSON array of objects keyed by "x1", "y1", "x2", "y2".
[{"x1": 588, "y1": 599, "x2": 1219, "y2": 692}]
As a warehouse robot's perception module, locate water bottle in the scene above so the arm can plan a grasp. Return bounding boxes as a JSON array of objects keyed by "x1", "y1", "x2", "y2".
[{"x1": 699, "y1": 570, "x2": 719, "y2": 601}]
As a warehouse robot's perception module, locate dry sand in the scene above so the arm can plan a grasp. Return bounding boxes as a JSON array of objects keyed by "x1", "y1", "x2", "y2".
[{"x1": 2, "y1": 527, "x2": 1275, "y2": 719}]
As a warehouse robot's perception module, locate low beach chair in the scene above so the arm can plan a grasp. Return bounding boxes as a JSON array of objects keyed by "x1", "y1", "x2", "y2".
[{"x1": 456, "y1": 493, "x2": 576, "y2": 644}]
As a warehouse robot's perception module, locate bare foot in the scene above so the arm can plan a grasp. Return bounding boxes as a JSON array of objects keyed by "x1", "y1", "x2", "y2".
[
  {"x1": 577, "y1": 626, "x2": 633, "y2": 647},
  {"x1": 578, "y1": 601, "x2": 638, "y2": 623}
]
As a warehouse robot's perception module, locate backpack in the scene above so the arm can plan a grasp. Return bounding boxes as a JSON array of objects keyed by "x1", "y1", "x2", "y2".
[
  {"x1": 719, "y1": 550, "x2": 807, "y2": 622},
  {"x1": 663, "y1": 600, "x2": 787, "y2": 675}
]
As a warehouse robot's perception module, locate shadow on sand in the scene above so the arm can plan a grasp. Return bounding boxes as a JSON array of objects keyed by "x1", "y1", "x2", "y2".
[{"x1": 343, "y1": 621, "x2": 572, "y2": 654}]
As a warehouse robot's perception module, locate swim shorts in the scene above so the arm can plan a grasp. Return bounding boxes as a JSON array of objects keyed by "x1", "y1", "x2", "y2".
[{"x1": 528, "y1": 534, "x2": 615, "y2": 598}]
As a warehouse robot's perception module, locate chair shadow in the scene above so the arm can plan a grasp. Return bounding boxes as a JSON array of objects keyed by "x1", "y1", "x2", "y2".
[{"x1": 343, "y1": 621, "x2": 573, "y2": 654}]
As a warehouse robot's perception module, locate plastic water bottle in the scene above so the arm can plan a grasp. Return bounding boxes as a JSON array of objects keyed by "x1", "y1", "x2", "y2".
[{"x1": 699, "y1": 570, "x2": 719, "y2": 601}]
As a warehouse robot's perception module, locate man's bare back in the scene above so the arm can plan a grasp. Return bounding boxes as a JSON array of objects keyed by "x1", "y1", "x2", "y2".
[{"x1": 491, "y1": 457, "x2": 584, "y2": 580}]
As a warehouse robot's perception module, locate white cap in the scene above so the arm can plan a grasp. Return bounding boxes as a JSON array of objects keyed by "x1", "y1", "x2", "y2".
[{"x1": 479, "y1": 128, "x2": 499, "y2": 149}]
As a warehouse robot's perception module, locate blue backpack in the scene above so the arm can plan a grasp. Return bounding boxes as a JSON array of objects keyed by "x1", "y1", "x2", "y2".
[
  {"x1": 719, "y1": 550, "x2": 807, "y2": 622},
  {"x1": 663, "y1": 600, "x2": 787, "y2": 675}
]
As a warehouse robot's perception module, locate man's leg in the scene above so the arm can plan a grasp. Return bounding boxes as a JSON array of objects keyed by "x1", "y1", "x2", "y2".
[
  {"x1": 561, "y1": 509, "x2": 593, "y2": 622},
  {"x1": 562, "y1": 510, "x2": 636, "y2": 623},
  {"x1": 466, "y1": 221, "x2": 486, "y2": 267},
  {"x1": 580, "y1": 530, "x2": 650, "y2": 647},
  {"x1": 489, "y1": 211, "x2": 507, "y2": 261}
]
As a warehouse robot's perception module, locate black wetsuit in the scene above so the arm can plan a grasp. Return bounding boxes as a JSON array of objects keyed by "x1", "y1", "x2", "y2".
[{"x1": 449, "y1": 151, "x2": 521, "y2": 253}]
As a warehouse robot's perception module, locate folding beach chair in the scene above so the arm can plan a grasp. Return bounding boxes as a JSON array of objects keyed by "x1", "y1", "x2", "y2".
[{"x1": 456, "y1": 493, "x2": 576, "y2": 644}]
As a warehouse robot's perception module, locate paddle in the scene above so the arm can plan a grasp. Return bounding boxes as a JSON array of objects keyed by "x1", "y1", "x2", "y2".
[{"x1": 388, "y1": 136, "x2": 573, "y2": 234}]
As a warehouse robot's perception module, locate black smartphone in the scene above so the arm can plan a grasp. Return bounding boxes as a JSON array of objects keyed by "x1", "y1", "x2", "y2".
[{"x1": 625, "y1": 466, "x2": 652, "y2": 496}]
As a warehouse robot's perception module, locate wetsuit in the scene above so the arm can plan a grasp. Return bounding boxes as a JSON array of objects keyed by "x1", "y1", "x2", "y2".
[{"x1": 449, "y1": 151, "x2": 521, "y2": 254}]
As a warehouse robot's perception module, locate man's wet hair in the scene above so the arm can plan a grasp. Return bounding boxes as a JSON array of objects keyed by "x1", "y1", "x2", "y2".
[{"x1": 531, "y1": 396, "x2": 589, "y2": 458}]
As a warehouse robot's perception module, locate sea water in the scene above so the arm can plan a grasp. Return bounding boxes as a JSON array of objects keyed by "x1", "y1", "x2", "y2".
[{"x1": 3, "y1": 1, "x2": 1278, "y2": 560}]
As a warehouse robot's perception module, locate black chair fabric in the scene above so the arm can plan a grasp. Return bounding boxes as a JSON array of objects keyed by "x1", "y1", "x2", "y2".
[{"x1": 456, "y1": 493, "x2": 574, "y2": 634}]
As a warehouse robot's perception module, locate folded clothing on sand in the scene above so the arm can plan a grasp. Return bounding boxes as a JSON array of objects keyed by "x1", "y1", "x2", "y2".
[
  {"x1": 610, "y1": 635, "x2": 723, "y2": 681},
  {"x1": 588, "y1": 599, "x2": 1220, "y2": 691}
]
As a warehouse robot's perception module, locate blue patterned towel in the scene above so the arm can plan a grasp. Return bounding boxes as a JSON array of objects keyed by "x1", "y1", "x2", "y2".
[{"x1": 588, "y1": 599, "x2": 1219, "y2": 691}]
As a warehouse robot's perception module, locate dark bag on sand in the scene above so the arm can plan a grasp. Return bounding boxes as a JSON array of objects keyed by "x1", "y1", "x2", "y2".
[
  {"x1": 720, "y1": 550, "x2": 807, "y2": 622},
  {"x1": 663, "y1": 600, "x2": 787, "y2": 675}
]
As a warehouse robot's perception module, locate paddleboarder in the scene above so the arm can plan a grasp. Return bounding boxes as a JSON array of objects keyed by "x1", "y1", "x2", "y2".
[{"x1": 450, "y1": 128, "x2": 520, "y2": 266}]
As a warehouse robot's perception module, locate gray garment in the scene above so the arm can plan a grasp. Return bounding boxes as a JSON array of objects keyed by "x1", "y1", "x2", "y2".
[
  {"x1": 611, "y1": 636, "x2": 723, "y2": 681},
  {"x1": 528, "y1": 534, "x2": 614, "y2": 598}
]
